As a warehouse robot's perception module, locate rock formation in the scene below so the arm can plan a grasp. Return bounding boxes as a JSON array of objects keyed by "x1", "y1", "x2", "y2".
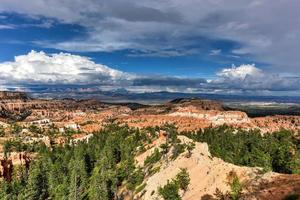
[
  {"x1": 168, "y1": 98, "x2": 224, "y2": 111},
  {"x1": 0, "y1": 91, "x2": 29, "y2": 101},
  {"x1": 134, "y1": 135, "x2": 300, "y2": 200}
]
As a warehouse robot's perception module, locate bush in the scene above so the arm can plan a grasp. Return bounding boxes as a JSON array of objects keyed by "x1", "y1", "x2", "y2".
[
  {"x1": 230, "y1": 174, "x2": 242, "y2": 200},
  {"x1": 144, "y1": 148, "x2": 162, "y2": 166},
  {"x1": 175, "y1": 168, "x2": 190, "y2": 192},
  {"x1": 10, "y1": 123, "x2": 22, "y2": 135},
  {"x1": 171, "y1": 143, "x2": 185, "y2": 160},
  {"x1": 185, "y1": 142, "x2": 195, "y2": 158},
  {"x1": 127, "y1": 168, "x2": 144, "y2": 190},
  {"x1": 158, "y1": 180, "x2": 181, "y2": 200},
  {"x1": 158, "y1": 168, "x2": 190, "y2": 200},
  {"x1": 148, "y1": 166, "x2": 161, "y2": 176},
  {"x1": 28, "y1": 125, "x2": 42, "y2": 135},
  {"x1": 214, "y1": 171, "x2": 243, "y2": 200}
]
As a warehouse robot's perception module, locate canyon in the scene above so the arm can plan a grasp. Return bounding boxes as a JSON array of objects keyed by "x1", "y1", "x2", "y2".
[
  {"x1": 0, "y1": 91, "x2": 300, "y2": 139},
  {"x1": 0, "y1": 91, "x2": 299, "y2": 199}
]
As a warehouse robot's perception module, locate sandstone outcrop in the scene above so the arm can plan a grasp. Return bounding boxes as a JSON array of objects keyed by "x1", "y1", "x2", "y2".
[{"x1": 134, "y1": 136, "x2": 300, "y2": 200}]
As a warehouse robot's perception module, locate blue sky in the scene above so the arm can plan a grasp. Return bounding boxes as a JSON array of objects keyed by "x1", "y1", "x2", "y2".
[
  {"x1": 0, "y1": 12, "x2": 252, "y2": 78},
  {"x1": 0, "y1": 0, "x2": 299, "y2": 95}
]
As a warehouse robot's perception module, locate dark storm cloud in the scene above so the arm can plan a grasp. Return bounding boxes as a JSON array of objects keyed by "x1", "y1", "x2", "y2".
[{"x1": 133, "y1": 77, "x2": 207, "y2": 87}]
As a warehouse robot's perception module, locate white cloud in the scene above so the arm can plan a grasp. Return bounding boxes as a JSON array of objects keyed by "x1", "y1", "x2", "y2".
[
  {"x1": 212, "y1": 64, "x2": 300, "y2": 92},
  {"x1": 0, "y1": 50, "x2": 132, "y2": 85},
  {"x1": 0, "y1": 51, "x2": 299, "y2": 94},
  {"x1": 217, "y1": 64, "x2": 262, "y2": 80}
]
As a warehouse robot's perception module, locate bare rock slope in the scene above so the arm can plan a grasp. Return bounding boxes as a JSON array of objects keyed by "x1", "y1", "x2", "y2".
[{"x1": 134, "y1": 136, "x2": 300, "y2": 200}]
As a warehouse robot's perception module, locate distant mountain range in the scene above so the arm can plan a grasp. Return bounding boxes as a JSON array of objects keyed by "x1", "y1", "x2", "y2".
[
  {"x1": 25, "y1": 89, "x2": 300, "y2": 104},
  {"x1": 22, "y1": 89, "x2": 300, "y2": 117},
  {"x1": 2, "y1": 89, "x2": 300, "y2": 118}
]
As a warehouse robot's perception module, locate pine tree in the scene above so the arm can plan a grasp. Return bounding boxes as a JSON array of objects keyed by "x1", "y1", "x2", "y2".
[
  {"x1": 158, "y1": 180, "x2": 181, "y2": 200},
  {"x1": 175, "y1": 168, "x2": 190, "y2": 192},
  {"x1": 68, "y1": 158, "x2": 88, "y2": 200},
  {"x1": 89, "y1": 165, "x2": 108, "y2": 200},
  {"x1": 24, "y1": 160, "x2": 49, "y2": 200}
]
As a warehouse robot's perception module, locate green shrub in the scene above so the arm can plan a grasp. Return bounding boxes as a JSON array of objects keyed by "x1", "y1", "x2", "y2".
[
  {"x1": 229, "y1": 173, "x2": 242, "y2": 200},
  {"x1": 171, "y1": 143, "x2": 185, "y2": 160},
  {"x1": 127, "y1": 168, "x2": 144, "y2": 190},
  {"x1": 10, "y1": 123, "x2": 22, "y2": 135},
  {"x1": 28, "y1": 125, "x2": 42, "y2": 135},
  {"x1": 158, "y1": 168, "x2": 190, "y2": 200},
  {"x1": 144, "y1": 148, "x2": 162, "y2": 166},
  {"x1": 175, "y1": 168, "x2": 190, "y2": 192},
  {"x1": 158, "y1": 180, "x2": 181, "y2": 200},
  {"x1": 148, "y1": 166, "x2": 161, "y2": 176}
]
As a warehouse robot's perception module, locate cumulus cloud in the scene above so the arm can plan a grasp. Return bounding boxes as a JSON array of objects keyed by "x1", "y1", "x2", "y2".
[
  {"x1": 0, "y1": 51, "x2": 207, "y2": 93},
  {"x1": 217, "y1": 64, "x2": 263, "y2": 80},
  {"x1": 212, "y1": 64, "x2": 300, "y2": 92},
  {"x1": 0, "y1": 50, "x2": 132, "y2": 86},
  {"x1": 0, "y1": 51, "x2": 300, "y2": 94}
]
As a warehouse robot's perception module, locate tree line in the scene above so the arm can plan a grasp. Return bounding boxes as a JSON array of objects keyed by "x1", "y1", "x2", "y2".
[{"x1": 184, "y1": 125, "x2": 300, "y2": 174}]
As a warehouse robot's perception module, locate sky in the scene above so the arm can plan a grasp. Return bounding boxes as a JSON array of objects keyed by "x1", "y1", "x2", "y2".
[{"x1": 0, "y1": 0, "x2": 300, "y2": 96}]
